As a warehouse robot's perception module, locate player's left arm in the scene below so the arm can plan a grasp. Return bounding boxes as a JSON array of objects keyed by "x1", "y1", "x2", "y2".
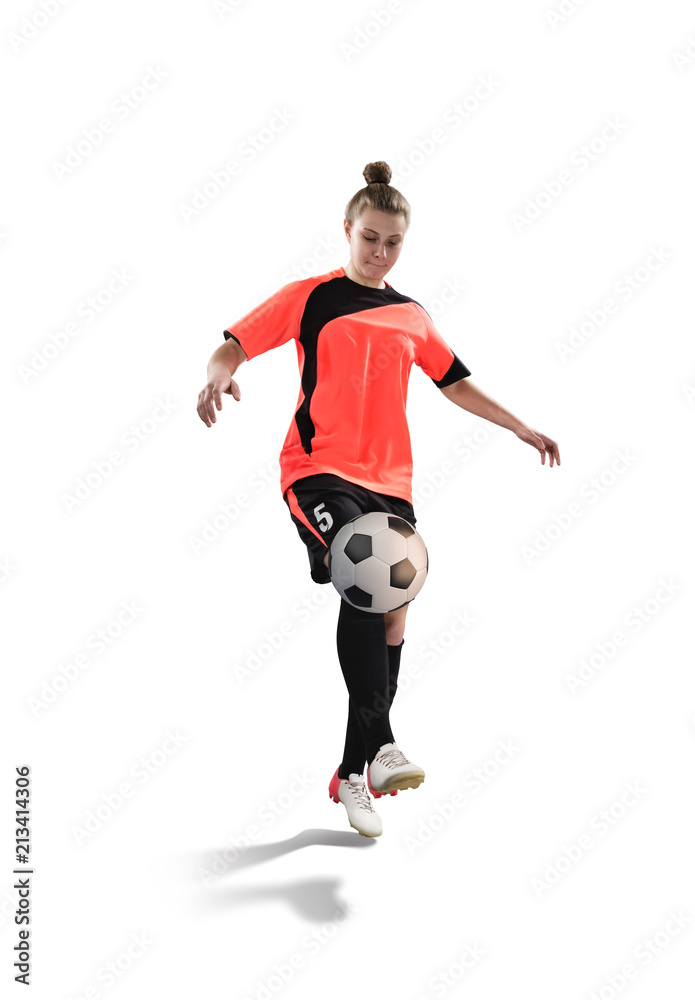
[{"x1": 439, "y1": 378, "x2": 561, "y2": 467}]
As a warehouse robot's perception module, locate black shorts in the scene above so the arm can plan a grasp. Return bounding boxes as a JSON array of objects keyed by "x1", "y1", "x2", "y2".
[{"x1": 283, "y1": 473, "x2": 417, "y2": 585}]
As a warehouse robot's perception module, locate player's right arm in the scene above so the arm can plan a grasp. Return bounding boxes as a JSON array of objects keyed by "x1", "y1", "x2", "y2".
[
  {"x1": 197, "y1": 339, "x2": 248, "y2": 427},
  {"x1": 199, "y1": 275, "x2": 314, "y2": 426}
]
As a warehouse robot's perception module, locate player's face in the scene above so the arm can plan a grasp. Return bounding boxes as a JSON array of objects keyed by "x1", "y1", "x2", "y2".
[{"x1": 344, "y1": 208, "x2": 406, "y2": 288}]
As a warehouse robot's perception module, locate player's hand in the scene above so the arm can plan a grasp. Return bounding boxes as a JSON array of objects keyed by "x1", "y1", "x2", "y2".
[
  {"x1": 514, "y1": 425, "x2": 560, "y2": 467},
  {"x1": 197, "y1": 375, "x2": 241, "y2": 426}
]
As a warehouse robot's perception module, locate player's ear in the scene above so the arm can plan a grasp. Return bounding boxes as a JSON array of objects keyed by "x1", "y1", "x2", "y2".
[{"x1": 343, "y1": 218, "x2": 351, "y2": 240}]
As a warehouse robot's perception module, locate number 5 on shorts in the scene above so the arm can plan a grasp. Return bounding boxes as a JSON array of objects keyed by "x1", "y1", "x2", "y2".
[{"x1": 314, "y1": 502, "x2": 333, "y2": 533}]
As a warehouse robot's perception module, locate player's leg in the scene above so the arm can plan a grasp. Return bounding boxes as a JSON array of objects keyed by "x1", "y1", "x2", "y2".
[
  {"x1": 331, "y1": 488, "x2": 424, "y2": 795},
  {"x1": 335, "y1": 597, "x2": 393, "y2": 776},
  {"x1": 369, "y1": 492, "x2": 416, "y2": 712},
  {"x1": 291, "y1": 479, "x2": 422, "y2": 791},
  {"x1": 323, "y1": 557, "x2": 412, "y2": 791},
  {"x1": 324, "y1": 533, "x2": 408, "y2": 704},
  {"x1": 383, "y1": 604, "x2": 408, "y2": 644},
  {"x1": 322, "y1": 553, "x2": 386, "y2": 777},
  {"x1": 288, "y1": 483, "x2": 393, "y2": 775},
  {"x1": 322, "y1": 548, "x2": 406, "y2": 759},
  {"x1": 320, "y1": 482, "x2": 412, "y2": 624}
]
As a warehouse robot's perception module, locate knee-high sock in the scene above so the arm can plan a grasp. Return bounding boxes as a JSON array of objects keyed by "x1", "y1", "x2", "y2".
[
  {"x1": 338, "y1": 635, "x2": 405, "y2": 779},
  {"x1": 335, "y1": 598, "x2": 392, "y2": 773}
]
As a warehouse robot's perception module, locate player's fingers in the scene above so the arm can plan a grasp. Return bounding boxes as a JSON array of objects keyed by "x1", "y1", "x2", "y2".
[
  {"x1": 212, "y1": 384, "x2": 223, "y2": 412},
  {"x1": 203, "y1": 388, "x2": 216, "y2": 425},
  {"x1": 534, "y1": 433, "x2": 546, "y2": 464},
  {"x1": 208, "y1": 391, "x2": 219, "y2": 424},
  {"x1": 196, "y1": 392, "x2": 210, "y2": 426}
]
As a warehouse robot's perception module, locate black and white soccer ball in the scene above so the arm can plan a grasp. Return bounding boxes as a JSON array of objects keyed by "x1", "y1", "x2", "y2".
[{"x1": 327, "y1": 511, "x2": 428, "y2": 613}]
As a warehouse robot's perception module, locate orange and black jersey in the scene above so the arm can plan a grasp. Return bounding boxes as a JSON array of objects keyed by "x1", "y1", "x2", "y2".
[{"x1": 223, "y1": 265, "x2": 471, "y2": 506}]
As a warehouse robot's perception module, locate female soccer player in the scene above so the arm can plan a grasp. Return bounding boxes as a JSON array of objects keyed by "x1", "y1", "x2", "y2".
[{"x1": 197, "y1": 161, "x2": 560, "y2": 838}]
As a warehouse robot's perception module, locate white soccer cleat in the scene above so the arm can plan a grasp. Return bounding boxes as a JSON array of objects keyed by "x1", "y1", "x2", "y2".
[
  {"x1": 328, "y1": 768, "x2": 382, "y2": 837},
  {"x1": 367, "y1": 742, "x2": 425, "y2": 797}
]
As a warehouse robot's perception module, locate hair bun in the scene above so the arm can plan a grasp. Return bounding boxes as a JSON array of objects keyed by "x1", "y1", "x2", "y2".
[{"x1": 363, "y1": 160, "x2": 392, "y2": 186}]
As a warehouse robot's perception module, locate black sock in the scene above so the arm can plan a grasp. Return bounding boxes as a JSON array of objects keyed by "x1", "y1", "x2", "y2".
[
  {"x1": 386, "y1": 637, "x2": 404, "y2": 707},
  {"x1": 335, "y1": 598, "x2": 393, "y2": 776},
  {"x1": 338, "y1": 636, "x2": 405, "y2": 779}
]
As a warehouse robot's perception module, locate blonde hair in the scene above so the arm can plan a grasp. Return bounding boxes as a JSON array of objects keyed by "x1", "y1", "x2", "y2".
[{"x1": 344, "y1": 160, "x2": 411, "y2": 230}]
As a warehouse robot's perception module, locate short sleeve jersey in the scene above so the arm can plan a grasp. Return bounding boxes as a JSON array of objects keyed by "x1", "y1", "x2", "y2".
[{"x1": 223, "y1": 265, "x2": 471, "y2": 505}]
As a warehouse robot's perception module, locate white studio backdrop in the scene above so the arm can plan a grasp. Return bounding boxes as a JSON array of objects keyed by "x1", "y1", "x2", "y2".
[{"x1": 2, "y1": 1, "x2": 694, "y2": 998}]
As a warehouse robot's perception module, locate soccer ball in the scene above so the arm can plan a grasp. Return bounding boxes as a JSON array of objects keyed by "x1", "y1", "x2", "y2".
[{"x1": 327, "y1": 511, "x2": 428, "y2": 613}]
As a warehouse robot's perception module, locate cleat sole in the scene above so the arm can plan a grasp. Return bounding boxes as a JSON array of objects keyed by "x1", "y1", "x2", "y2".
[{"x1": 368, "y1": 771, "x2": 425, "y2": 796}]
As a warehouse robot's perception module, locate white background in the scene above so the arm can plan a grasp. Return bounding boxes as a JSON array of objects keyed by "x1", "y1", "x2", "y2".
[{"x1": 2, "y1": 1, "x2": 694, "y2": 997}]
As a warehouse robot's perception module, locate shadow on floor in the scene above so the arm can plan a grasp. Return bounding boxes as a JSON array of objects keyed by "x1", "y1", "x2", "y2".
[
  {"x1": 193, "y1": 827, "x2": 374, "y2": 875},
  {"x1": 199, "y1": 875, "x2": 352, "y2": 921},
  {"x1": 190, "y1": 828, "x2": 375, "y2": 920}
]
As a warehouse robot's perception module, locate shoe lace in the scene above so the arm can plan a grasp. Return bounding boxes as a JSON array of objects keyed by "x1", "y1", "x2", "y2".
[
  {"x1": 347, "y1": 780, "x2": 375, "y2": 813},
  {"x1": 376, "y1": 745, "x2": 410, "y2": 769}
]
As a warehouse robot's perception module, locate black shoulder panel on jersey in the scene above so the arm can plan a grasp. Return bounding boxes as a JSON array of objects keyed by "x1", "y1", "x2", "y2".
[
  {"x1": 294, "y1": 276, "x2": 419, "y2": 456},
  {"x1": 432, "y1": 353, "x2": 472, "y2": 388}
]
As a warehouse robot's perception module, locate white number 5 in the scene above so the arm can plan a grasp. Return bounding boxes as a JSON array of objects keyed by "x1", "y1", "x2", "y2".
[{"x1": 314, "y1": 502, "x2": 333, "y2": 533}]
